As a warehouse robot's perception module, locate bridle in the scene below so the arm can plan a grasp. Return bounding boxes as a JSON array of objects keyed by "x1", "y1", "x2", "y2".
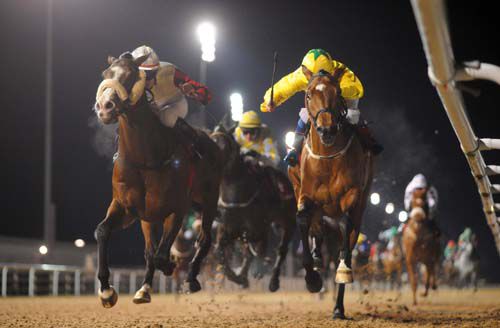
[
  {"x1": 95, "y1": 67, "x2": 147, "y2": 116},
  {"x1": 306, "y1": 73, "x2": 348, "y2": 137}
]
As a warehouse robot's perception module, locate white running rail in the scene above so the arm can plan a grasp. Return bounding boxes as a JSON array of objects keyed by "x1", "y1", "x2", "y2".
[{"x1": 410, "y1": 0, "x2": 500, "y2": 255}]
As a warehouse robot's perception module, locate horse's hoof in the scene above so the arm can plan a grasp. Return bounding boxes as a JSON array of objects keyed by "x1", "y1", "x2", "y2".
[
  {"x1": 335, "y1": 260, "x2": 353, "y2": 284},
  {"x1": 133, "y1": 284, "x2": 152, "y2": 304},
  {"x1": 154, "y1": 257, "x2": 176, "y2": 276},
  {"x1": 98, "y1": 286, "x2": 118, "y2": 308},
  {"x1": 305, "y1": 270, "x2": 323, "y2": 293},
  {"x1": 187, "y1": 279, "x2": 202, "y2": 293},
  {"x1": 239, "y1": 276, "x2": 250, "y2": 289},
  {"x1": 332, "y1": 308, "x2": 346, "y2": 320},
  {"x1": 269, "y1": 276, "x2": 280, "y2": 292}
]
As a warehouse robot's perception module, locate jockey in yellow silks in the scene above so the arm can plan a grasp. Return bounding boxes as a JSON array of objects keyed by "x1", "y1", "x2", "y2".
[
  {"x1": 260, "y1": 48, "x2": 382, "y2": 166},
  {"x1": 233, "y1": 111, "x2": 279, "y2": 167}
]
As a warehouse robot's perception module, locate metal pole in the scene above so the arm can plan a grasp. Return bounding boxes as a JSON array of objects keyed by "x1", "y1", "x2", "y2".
[
  {"x1": 44, "y1": 0, "x2": 55, "y2": 250},
  {"x1": 52, "y1": 270, "x2": 59, "y2": 296},
  {"x1": 28, "y1": 267, "x2": 35, "y2": 297},
  {"x1": 199, "y1": 59, "x2": 207, "y2": 126},
  {"x1": 74, "y1": 270, "x2": 80, "y2": 296},
  {"x1": 1, "y1": 267, "x2": 7, "y2": 297}
]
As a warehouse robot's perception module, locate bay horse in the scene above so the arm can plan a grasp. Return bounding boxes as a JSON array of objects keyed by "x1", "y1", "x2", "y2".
[
  {"x1": 287, "y1": 68, "x2": 374, "y2": 319},
  {"x1": 93, "y1": 54, "x2": 223, "y2": 307},
  {"x1": 402, "y1": 189, "x2": 440, "y2": 305},
  {"x1": 210, "y1": 126, "x2": 296, "y2": 292}
]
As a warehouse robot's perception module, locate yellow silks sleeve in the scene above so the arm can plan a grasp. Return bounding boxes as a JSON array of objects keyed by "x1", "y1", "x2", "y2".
[
  {"x1": 260, "y1": 67, "x2": 308, "y2": 112},
  {"x1": 334, "y1": 61, "x2": 364, "y2": 100},
  {"x1": 260, "y1": 60, "x2": 364, "y2": 111}
]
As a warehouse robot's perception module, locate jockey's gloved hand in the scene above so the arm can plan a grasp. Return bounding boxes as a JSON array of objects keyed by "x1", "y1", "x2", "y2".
[{"x1": 284, "y1": 149, "x2": 298, "y2": 167}]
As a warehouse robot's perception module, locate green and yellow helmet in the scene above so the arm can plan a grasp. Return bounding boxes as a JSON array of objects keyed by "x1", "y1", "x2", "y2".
[{"x1": 301, "y1": 49, "x2": 334, "y2": 74}]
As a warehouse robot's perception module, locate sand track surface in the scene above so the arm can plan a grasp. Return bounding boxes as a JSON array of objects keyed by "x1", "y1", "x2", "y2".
[{"x1": 1, "y1": 289, "x2": 499, "y2": 327}]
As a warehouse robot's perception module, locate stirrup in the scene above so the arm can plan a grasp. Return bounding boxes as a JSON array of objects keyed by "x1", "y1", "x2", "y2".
[{"x1": 284, "y1": 149, "x2": 298, "y2": 167}]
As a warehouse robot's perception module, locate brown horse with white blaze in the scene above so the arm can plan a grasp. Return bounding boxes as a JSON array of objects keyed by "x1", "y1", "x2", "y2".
[
  {"x1": 93, "y1": 53, "x2": 223, "y2": 307},
  {"x1": 288, "y1": 68, "x2": 374, "y2": 319}
]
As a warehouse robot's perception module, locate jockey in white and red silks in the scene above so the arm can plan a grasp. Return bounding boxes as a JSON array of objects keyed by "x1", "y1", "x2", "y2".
[{"x1": 131, "y1": 45, "x2": 212, "y2": 158}]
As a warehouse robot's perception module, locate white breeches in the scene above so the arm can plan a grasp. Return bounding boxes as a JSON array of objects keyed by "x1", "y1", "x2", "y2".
[{"x1": 156, "y1": 96, "x2": 188, "y2": 127}]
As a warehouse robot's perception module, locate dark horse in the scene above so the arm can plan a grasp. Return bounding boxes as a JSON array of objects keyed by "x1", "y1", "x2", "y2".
[
  {"x1": 210, "y1": 127, "x2": 296, "y2": 292},
  {"x1": 287, "y1": 68, "x2": 374, "y2": 319},
  {"x1": 93, "y1": 54, "x2": 223, "y2": 307}
]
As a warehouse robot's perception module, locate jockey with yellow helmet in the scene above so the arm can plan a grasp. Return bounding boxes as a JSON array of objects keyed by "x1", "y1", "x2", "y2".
[
  {"x1": 260, "y1": 49, "x2": 382, "y2": 166},
  {"x1": 233, "y1": 111, "x2": 279, "y2": 167},
  {"x1": 130, "y1": 45, "x2": 212, "y2": 157}
]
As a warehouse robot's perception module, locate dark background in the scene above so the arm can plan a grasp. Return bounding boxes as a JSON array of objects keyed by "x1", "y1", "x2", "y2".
[{"x1": 1, "y1": 0, "x2": 499, "y2": 281}]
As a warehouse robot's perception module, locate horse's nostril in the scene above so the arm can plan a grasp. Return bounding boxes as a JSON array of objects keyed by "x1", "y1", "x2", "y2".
[
  {"x1": 98, "y1": 112, "x2": 104, "y2": 118},
  {"x1": 95, "y1": 103, "x2": 101, "y2": 110},
  {"x1": 104, "y1": 101, "x2": 115, "y2": 110}
]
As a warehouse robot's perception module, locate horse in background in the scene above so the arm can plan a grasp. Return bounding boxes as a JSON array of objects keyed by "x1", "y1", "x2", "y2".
[
  {"x1": 454, "y1": 239, "x2": 480, "y2": 290},
  {"x1": 210, "y1": 127, "x2": 296, "y2": 292},
  {"x1": 287, "y1": 68, "x2": 374, "y2": 319},
  {"x1": 381, "y1": 235, "x2": 404, "y2": 290},
  {"x1": 93, "y1": 54, "x2": 223, "y2": 307},
  {"x1": 402, "y1": 190, "x2": 440, "y2": 305}
]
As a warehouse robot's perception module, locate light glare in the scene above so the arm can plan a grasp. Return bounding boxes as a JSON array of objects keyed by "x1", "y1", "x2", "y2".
[
  {"x1": 39, "y1": 245, "x2": 48, "y2": 255},
  {"x1": 74, "y1": 239, "x2": 85, "y2": 248},
  {"x1": 197, "y1": 22, "x2": 216, "y2": 62},
  {"x1": 230, "y1": 93, "x2": 243, "y2": 121},
  {"x1": 370, "y1": 192, "x2": 380, "y2": 205},
  {"x1": 398, "y1": 211, "x2": 408, "y2": 222},
  {"x1": 385, "y1": 203, "x2": 395, "y2": 214},
  {"x1": 285, "y1": 131, "x2": 295, "y2": 148}
]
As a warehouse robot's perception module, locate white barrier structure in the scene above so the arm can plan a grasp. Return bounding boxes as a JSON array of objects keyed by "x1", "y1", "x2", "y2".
[{"x1": 411, "y1": 0, "x2": 500, "y2": 254}]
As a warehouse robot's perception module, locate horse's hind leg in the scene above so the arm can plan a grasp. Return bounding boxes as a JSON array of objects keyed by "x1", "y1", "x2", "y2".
[
  {"x1": 297, "y1": 202, "x2": 323, "y2": 293},
  {"x1": 95, "y1": 199, "x2": 125, "y2": 308},
  {"x1": 154, "y1": 212, "x2": 186, "y2": 276},
  {"x1": 133, "y1": 221, "x2": 158, "y2": 304},
  {"x1": 269, "y1": 219, "x2": 294, "y2": 292},
  {"x1": 187, "y1": 205, "x2": 217, "y2": 293}
]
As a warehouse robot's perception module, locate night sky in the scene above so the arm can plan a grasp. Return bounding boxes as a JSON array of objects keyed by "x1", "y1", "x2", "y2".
[{"x1": 1, "y1": 1, "x2": 499, "y2": 281}]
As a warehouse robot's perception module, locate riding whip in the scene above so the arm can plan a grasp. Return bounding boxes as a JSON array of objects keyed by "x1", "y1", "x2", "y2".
[{"x1": 270, "y1": 51, "x2": 278, "y2": 108}]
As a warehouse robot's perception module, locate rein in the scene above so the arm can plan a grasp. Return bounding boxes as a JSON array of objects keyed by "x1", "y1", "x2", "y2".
[{"x1": 304, "y1": 133, "x2": 354, "y2": 160}]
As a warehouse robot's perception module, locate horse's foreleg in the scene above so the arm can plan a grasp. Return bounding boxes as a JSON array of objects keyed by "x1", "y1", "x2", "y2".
[
  {"x1": 297, "y1": 201, "x2": 323, "y2": 293},
  {"x1": 186, "y1": 205, "x2": 217, "y2": 293},
  {"x1": 154, "y1": 212, "x2": 185, "y2": 276},
  {"x1": 269, "y1": 221, "x2": 293, "y2": 292},
  {"x1": 406, "y1": 255, "x2": 418, "y2": 305},
  {"x1": 332, "y1": 214, "x2": 354, "y2": 319},
  {"x1": 95, "y1": 199, "x2": 125, "y2": 308},
  {"x1": 133, "y1": 221, "x2": 158, "y2": 304}
]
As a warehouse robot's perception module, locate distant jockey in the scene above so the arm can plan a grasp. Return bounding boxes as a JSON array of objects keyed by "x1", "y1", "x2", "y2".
[
  {"x1": 234, "y1": 111, "x2": 279, "y2": 167},
  {"x1": 130, "y1": 45, "x2": 212, "y2": 158},
  {"x1": 260, "y1": 48, "x2": 383, "y2": 166},
  {"x1": 404, "y1": 174, "x2": 439, "y2": 219},
  {"x1": 379, "y1": 226, "x2": 398, "y2": 251},
  {"x1": 356, "y1": 233, "x2": 369, "y2": 254},
  {"x1": 444, "y1": 240, "x2": 457, "y2": 261}
]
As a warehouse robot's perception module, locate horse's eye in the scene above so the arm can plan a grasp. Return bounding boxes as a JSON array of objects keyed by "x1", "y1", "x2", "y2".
[{"x1": 306, "y1": 93, "x2": 311, "y2": 101}]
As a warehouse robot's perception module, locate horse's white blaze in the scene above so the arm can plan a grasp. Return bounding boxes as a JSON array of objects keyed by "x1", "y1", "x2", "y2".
[{"x1": 315, "y1": 83, "x2": 326, "y2": 91}]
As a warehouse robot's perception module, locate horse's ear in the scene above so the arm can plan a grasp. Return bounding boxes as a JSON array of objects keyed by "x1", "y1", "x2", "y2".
[
  {"x1": 133, "y1": 54, "x2": 149, "y2": 67},
  {"x1": 107, "y1": 56, "x2": 117, "y2": 65},
  {"x1": 331, "y1": 67, "x2": 346, "y2": 84},
  {"x1": 302, "y1": 65, "x2": 313, "y2": 81}
]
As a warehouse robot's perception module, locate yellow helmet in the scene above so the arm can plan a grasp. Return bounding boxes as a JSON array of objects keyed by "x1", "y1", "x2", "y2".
[
  {"x1": 301, "y1": 49, "x2": 334, "y2": 74},
  {"x1": 239, "y1": 110, "x2": 262, "y2": 128},
  {"x1": 357, "y1": 233, "x2": 367, "y2": 245}
]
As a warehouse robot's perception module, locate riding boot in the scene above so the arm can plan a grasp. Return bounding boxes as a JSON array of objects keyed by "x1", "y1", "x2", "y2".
[
  {"x1": 173, "y1": 117, "x2": 203, "y2": 159},
  {"x1": 355, "y1": 123, "x2": 384, "y2": 155},
  {"x1": 284, "y1": 133, "x2": 305, "y2": 167}
]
